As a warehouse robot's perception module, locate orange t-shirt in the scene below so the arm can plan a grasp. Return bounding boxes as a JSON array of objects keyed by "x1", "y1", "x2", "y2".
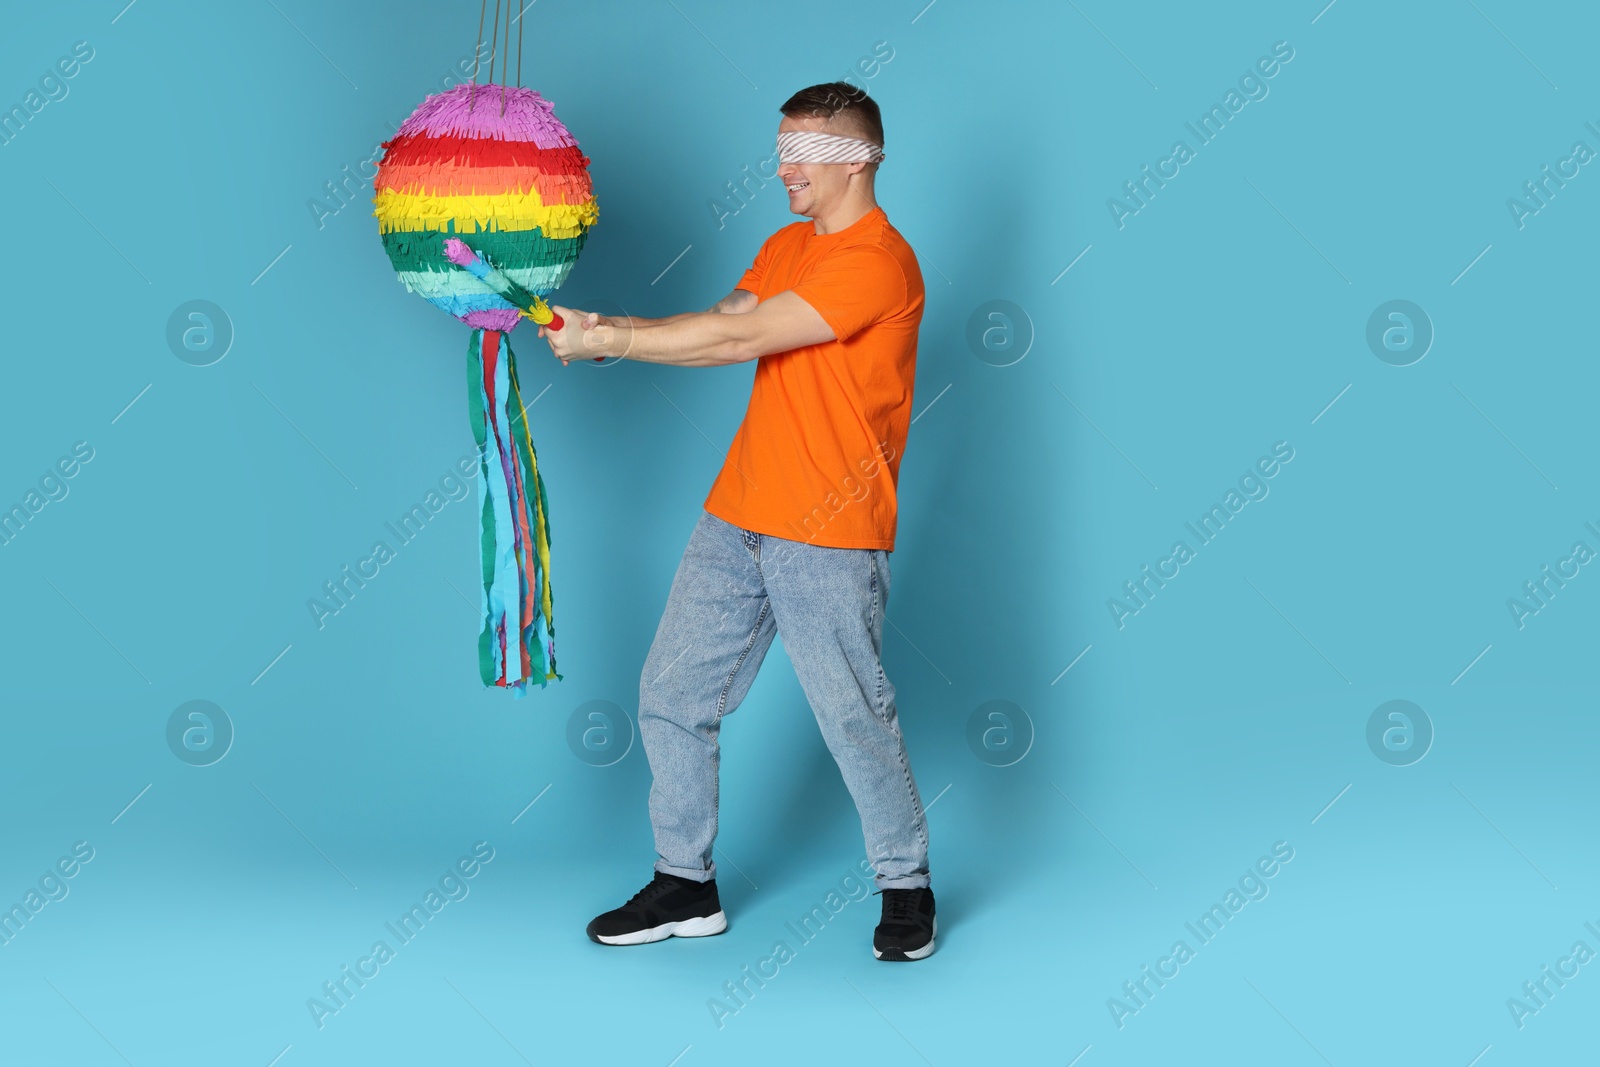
[{"x1": 703, "y1": 205, "x2": 925, "y2": 551}]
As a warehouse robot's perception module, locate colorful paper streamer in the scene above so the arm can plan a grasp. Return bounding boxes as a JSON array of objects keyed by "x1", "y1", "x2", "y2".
[{"x1": 468, "y1": 327, "x2": 557, "y2": 693}]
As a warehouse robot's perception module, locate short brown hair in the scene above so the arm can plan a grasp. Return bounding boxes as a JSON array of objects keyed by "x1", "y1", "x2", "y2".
[{"x1": 779, "y1": 82, "x2": 884, "y2": 149}]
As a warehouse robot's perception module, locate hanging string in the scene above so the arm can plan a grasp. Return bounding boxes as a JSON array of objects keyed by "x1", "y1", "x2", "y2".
[
  {"x1": 489, "y1": 0, "x2": 502, "y2": 84},
  {"x1": 517, "y1": 0, "x2": 524, "y2": 87},
  {"x1": 469, "y1": 0, "x2": 488, "y2": 112},
  {"x1": 499, "y1": 0, "x2": 511, "y2": 115}
]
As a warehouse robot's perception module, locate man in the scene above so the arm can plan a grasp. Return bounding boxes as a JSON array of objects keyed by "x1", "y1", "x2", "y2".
[{"x1": 540, "y1": 82, "x2": 934, "y2": 961}]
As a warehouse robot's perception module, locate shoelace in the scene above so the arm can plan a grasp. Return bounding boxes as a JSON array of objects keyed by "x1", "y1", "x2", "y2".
[
  {"x1": 624, "y1": 875, "x2": 678, "y2": 909},
  {"x1": 879, "y1": 889, "x2": 922, "y2": 925}
]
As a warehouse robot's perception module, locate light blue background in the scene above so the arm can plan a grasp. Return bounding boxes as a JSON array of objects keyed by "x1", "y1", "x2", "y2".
[{"x1": 0, "y1": 1, "x2": 1595, "y2": 1064}]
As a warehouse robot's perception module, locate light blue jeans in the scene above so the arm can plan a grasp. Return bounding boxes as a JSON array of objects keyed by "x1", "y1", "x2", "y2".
[{"x1": 638, "y1": 510, "x2": 932, "y2": 890}]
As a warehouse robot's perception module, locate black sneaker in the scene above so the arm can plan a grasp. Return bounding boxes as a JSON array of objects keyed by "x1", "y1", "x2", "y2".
[
  {"x1": 586, "y1": 871, "x2": 727, "y2": 946},
  {"x1": 873, "y1": 886, "x2": 936, "y2": 961}
]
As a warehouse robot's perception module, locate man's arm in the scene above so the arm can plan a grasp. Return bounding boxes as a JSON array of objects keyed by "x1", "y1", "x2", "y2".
[
  {"x1": 606, "y1": 288, "x2": 758, "y2": 329},
  {"x1": 544, "y1": 291, "x2": 834, "y2": 367}
]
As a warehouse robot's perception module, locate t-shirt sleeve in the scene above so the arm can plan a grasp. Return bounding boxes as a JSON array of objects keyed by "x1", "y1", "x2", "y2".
[
  {"x1": 736, "y1": 237, "x2": 773, "y2": 296},
  {"x1": 788, "y1": 245, "x2": 906, "y2": 343}
]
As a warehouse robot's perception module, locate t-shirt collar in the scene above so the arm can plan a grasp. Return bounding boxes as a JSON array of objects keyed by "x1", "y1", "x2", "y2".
[{"x1": 810, "y1": 204, "x2": 884, "y2": 240}]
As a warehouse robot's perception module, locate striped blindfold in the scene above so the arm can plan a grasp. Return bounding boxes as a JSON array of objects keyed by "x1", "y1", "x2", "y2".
[{"x1": 776, "y1": 130, "x2": 885, "y2": 164}]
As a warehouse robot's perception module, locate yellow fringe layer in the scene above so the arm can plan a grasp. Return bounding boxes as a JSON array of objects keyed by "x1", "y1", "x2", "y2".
[{"x1": 374, "y1": 189, "x2": 599, "y2": 238}]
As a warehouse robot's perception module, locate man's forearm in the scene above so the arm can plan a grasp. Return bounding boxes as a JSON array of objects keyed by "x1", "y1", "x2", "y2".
[
  {"x1": 616, "y1": 312, "x2": 699, "y2": 328},
  {"x1": 591, "y1": 313, "x2": 748, "y2": 367},
  {"x1": 619, "y1": 300, "x2": 738, "y2": 329}
]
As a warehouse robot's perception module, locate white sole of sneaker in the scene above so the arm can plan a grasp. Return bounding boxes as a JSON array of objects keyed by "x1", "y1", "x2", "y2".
[
  {"x1": 874, "y1": 915, "x2": 937, "y2": 960},
  {"x1": 592, "y1": 910, "x2": 728, "y2": 946}
]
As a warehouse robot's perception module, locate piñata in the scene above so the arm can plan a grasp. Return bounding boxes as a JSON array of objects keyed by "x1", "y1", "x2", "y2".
[{"x1": 372, "y1": 77, "x2": 597, "y2": 695}]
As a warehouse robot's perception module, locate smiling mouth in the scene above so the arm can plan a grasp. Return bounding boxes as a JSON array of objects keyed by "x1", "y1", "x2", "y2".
[{"x1": 786, "y1": 181, "x2": 809, "y2": 194}]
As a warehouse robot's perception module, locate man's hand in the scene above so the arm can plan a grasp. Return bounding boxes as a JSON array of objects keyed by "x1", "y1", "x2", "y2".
[{"x1": 538, "y1": 306, "x2": 616, "y2": 365}]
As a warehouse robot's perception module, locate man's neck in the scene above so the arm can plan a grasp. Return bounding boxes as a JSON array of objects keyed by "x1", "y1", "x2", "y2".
[{"x1": 810, "y1": 183, "x2": 878, "y2": 235}]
